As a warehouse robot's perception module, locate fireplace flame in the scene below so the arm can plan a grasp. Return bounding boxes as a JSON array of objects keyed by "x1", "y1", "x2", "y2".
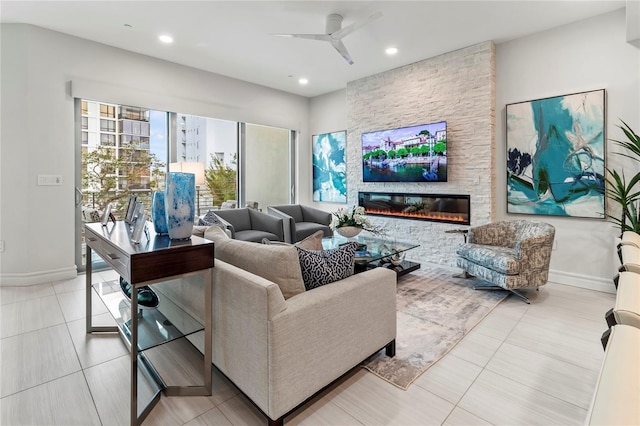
[{"x1": 364, "y1": 208, "x2": 468, "y2": 224}]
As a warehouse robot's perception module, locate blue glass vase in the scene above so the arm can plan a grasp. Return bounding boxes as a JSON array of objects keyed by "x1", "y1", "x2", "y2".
[
  {"x1": 151, "y1": 190, "x2": 168, "y2": 235},
  {"x1": 165, "y1": 172, "x2": 195, "y2": 240}
]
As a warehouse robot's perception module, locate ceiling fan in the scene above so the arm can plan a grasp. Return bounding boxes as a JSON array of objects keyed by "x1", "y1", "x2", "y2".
[{"x1": 273, "y1": 12, "x2": 382, "y2": 65}]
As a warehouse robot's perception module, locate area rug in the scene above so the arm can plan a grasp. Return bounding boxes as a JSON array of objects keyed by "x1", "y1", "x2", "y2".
[{"x1": 363, "y1": 266, "x2": 509, "y2": 390}]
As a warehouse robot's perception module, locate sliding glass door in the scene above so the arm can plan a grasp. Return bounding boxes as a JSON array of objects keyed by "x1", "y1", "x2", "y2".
[
  {"x1": 75, "y1": 100, "x2": 296, "y2": 272},
  {"x1": 75, "y1": 99, "x2": 168, "y2": 272},
  {"x1": 241, "y1": 123, "x2": 295, "y2": 210}
]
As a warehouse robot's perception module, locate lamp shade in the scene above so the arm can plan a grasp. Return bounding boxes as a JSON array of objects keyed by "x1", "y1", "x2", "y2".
[{"x1": 169, "y1": 161, "x2": 205, "y2": 186}]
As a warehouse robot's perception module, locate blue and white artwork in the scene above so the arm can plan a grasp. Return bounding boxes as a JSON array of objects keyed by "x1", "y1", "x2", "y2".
[
  {"x1": 506, "y1": 89, "x2": 605, "y2": 218},
  {"x1": 313, "y1": 131, "x2": 347, "y2": 203}
]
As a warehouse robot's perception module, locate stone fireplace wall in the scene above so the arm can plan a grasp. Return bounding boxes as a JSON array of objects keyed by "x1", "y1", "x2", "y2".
[{"x1": 346, "y1": 41, "x2": 496, "y2": 267}]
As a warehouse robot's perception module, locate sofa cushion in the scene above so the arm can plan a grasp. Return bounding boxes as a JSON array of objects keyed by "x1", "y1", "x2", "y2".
[
  {"x1": 456, "y1": 243, "x2": 520, "y2": 275},
  {"x1": 204, "y1": 225, "x2": 305, "y2": 299},
  {"x1": 296, "y1": 242, "x2": 358, "y2": 290}
]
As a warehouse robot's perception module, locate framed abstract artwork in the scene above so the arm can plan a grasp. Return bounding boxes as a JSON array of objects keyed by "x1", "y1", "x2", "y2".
[
  {"x1": 312, "y1": 130, "x2": 347, "y2": 203},
  {"x1": 506, "y1": 89, "x2": 605, "y2": 218}
]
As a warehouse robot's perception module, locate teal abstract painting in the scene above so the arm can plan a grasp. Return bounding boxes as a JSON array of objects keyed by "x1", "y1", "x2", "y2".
[
  {"x1": 506, "y1": 89, "x2": 605, "y2": 218},
  {"x1": 313, "y1": 131, "x2": 347, "y2": 203}
]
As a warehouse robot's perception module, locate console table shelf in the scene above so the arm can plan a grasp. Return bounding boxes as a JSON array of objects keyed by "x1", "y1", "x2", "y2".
[{"x1": 85, "y1": 221, "x2": 214, "y2": 425}]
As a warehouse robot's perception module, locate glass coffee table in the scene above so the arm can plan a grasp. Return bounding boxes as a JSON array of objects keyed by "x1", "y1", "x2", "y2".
[{"x1": 322, "y1": 234, "x2": 420, "y2": 276}]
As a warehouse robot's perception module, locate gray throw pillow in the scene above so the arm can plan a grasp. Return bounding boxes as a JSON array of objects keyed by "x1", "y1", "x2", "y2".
[{"x1": 296, "y1": 242, "x2": 358, "y2": 291}]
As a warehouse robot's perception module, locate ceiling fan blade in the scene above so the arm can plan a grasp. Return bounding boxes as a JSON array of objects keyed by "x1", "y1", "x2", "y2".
[
  {"x1": 331, "y1": 40, "x2": 354, "y2": 65},
  {"x1": 272, "y1": 33, "x2": 331, "y2": 41},
  {"x1": 332, "y1": 11, "x2": 382, "y2": 39}
]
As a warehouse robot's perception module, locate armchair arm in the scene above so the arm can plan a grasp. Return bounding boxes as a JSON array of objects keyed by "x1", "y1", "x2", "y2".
[
  {"x1": 249, "y1": 209, "x2": 285, "y2": 241},
  {"x1": 213, "y1": 213, "x2": 235, "y2": 238},
  {"x1": 267, "y1": 207, "x2": 296, "y2": 243},
  {"x1": 300, "y1": 205, "x2": 332, "y2": 225}
]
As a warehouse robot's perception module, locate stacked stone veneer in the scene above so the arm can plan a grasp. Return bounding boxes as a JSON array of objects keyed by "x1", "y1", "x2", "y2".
[{"x1": 346, "y1": 41, "x2": 496, "y2": 267}]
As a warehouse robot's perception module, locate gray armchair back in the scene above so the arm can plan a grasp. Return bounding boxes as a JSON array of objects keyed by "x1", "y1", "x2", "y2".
[
  {"x1": 214, "y1": 208, "x2": 284, "y2": 243},
  {"x1": 267, "y1": 204, "x2": 333, "y2": 243}
]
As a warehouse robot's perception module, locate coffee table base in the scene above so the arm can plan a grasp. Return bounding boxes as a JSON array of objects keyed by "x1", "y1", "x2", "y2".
[{"x1": 358, "y1": 260, "x2": 420, "y2": 277}]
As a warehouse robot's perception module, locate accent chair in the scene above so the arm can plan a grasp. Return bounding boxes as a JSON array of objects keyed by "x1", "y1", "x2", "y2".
[
  {"x1": 456, "y1": 220, "x2": 555, "y2": 303},
  {"x1": 267, "y1": 204, "x2": 333, "y2": 243},
  {"x1": 213, "y1": 208, "x2": 284, "y2": 243}
]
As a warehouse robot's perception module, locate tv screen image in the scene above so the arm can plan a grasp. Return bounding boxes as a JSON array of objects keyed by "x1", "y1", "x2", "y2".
[{"x1": 362, "y1": 121, "x2": 447, "y2": 182}]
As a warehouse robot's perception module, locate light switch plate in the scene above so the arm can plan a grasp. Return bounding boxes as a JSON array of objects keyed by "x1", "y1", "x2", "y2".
[{"x1": 37, "y1": 175, "x2": 62, "y2": 186}]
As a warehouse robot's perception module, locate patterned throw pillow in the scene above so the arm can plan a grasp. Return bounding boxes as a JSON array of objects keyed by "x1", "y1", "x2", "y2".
[
  {"x1": 197, "y1": 210, "x2": 226, "y2": 228},
  {"x1": 296, "y1": 242, "x2": 358, "y2": 291}
]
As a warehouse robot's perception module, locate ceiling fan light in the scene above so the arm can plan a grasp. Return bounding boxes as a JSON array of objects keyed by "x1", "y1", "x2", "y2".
[
  {"x1": 159, "y1": 34, "x2": 174, "y2": 44},
  {"x1": 385, "y1": 47, "x2": 398, "y2": 55}
]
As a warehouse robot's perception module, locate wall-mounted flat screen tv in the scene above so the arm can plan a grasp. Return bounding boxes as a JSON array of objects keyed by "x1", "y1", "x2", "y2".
[{"x1": 362, "y1": 121, "x2": 447, "y2": 182}]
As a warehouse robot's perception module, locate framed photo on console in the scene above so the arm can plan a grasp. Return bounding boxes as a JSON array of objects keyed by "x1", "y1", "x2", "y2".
[
  {"x1": 124, "y1": 195, "x2": 137, "y2": 224},
  {"x1": 312, "y1": 130, "x2": 347, "y2": 203},
  {"x1": 101, "y1": 203, "x2": 113, "y2": 226},
  {"x1": 506, "y1": 89, "x2": 605, "y2": 218}
]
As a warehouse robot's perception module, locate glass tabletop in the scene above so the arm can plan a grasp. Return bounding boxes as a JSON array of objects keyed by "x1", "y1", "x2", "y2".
[{"x1": 322, "y1": 234, "x2": 420, "y2": 264}]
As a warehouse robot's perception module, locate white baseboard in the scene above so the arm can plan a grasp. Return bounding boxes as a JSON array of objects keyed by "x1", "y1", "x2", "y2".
[
  {"x1": 547, "y1": 269, "x2": 616, "y2": 294},
  {"x1": 0, "y1": 266, "x2": 77, "y2": 286}
]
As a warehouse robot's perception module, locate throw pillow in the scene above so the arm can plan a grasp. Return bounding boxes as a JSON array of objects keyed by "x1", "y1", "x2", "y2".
[
  {"x1": 198, "y1": 210, "x2": 226, "y2": 228},
  {"x1": 260, "y1": 230, "x2": 323, "y2": 250},
  {"x1": 204, "y1": 225, "x2": 306, "y2": 299},
  {"x1": 296, "y1": 242, "x2": 358, "y2": 291},
  {"x1": 192, "y1": 226, "x2": 209, "y2": 237},
  {"x1": 296, "y1": 230, "x2": 324, "y2": 251}
]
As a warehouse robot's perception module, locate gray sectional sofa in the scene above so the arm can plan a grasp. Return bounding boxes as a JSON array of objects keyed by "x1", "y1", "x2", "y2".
[{"x1": 154, "y1": 226, "x2": 397, "y2": 425}]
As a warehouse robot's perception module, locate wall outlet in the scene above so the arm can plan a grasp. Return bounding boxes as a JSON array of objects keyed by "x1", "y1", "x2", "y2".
[{"x1": 37, "y1": 175, "x2": 62, "y2": 186}]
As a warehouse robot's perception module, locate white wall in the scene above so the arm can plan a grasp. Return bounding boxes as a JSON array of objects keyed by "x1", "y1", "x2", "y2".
[
  {"x1": 0, "y1": 24, "x2": 309, "y2": 285},
  {"x1": 496, "y1": 8, "x2": 640, "y2": 293}
]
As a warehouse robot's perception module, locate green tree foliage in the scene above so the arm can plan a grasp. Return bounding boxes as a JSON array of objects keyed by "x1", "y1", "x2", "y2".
[
  {"x1": 205, "y1": 154, "x2": 237, "y2": 207},
  {"x1": 410, "y1": 147, "x2": 421, "y2": 156},
  {"x1": 387, "y1": 150, "x2": 396, "y2": 159},
  {"x1": 82, "y1": 141, "x2": 163, "y2": 212},
  {"x1": 433, "y1": 142, "x2": 447, "y2": 154},
  {"x1": 418, "y1": 130, "x2": 431, "y2": 137},
  {"x1": 397, "y1": 148, "x2": 408, "y2": 158}
]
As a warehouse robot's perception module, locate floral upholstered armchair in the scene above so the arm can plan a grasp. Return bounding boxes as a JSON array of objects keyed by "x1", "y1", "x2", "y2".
[{"x1": 456, "y1": 220, "x2": 555, "y2": 303}]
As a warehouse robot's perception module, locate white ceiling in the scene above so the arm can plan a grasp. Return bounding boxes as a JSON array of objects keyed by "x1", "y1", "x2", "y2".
[{"x1": 1, "y1": 1, "x2": 627, "y2": 97}]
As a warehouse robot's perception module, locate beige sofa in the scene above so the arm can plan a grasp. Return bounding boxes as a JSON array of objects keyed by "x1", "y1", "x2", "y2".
[{"x1": 154, "y1": 226, "x2": 397, "y2": 425}]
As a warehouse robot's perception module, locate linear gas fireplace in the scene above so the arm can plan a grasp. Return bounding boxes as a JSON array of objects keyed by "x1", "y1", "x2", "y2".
[{"x1": 358, "y1": 191, "x2": 470, "y2": 225}]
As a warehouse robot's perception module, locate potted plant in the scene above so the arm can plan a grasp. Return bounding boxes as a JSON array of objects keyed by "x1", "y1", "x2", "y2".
[
  {"x1": 331, "y1": 206, "x2": 385, "y2": 237},
  {"x1": 603, "y1": 120, "x2": 640, "y2": 234}
]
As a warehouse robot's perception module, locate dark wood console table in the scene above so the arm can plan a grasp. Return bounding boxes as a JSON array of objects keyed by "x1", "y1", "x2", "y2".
[{"x1": 85, "y1": 221, "x2": 214, "y2": 425}]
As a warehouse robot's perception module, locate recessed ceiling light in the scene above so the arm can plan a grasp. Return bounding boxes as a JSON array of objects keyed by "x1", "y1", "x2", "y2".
[
  {"x1": 159, "y1": 34, "x2": 174, "y2": 44},
  {"x1": 298, "y1": 78, "x2": 309, "y2": 85},
  {"x1": 385, "y1": 47, "x2": 398, "y2": 55}
]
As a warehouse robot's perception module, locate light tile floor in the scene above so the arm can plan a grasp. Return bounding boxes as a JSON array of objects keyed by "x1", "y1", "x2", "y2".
[{"x1": 0, "y1": 269, "x2": 615, "y2": 425}]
